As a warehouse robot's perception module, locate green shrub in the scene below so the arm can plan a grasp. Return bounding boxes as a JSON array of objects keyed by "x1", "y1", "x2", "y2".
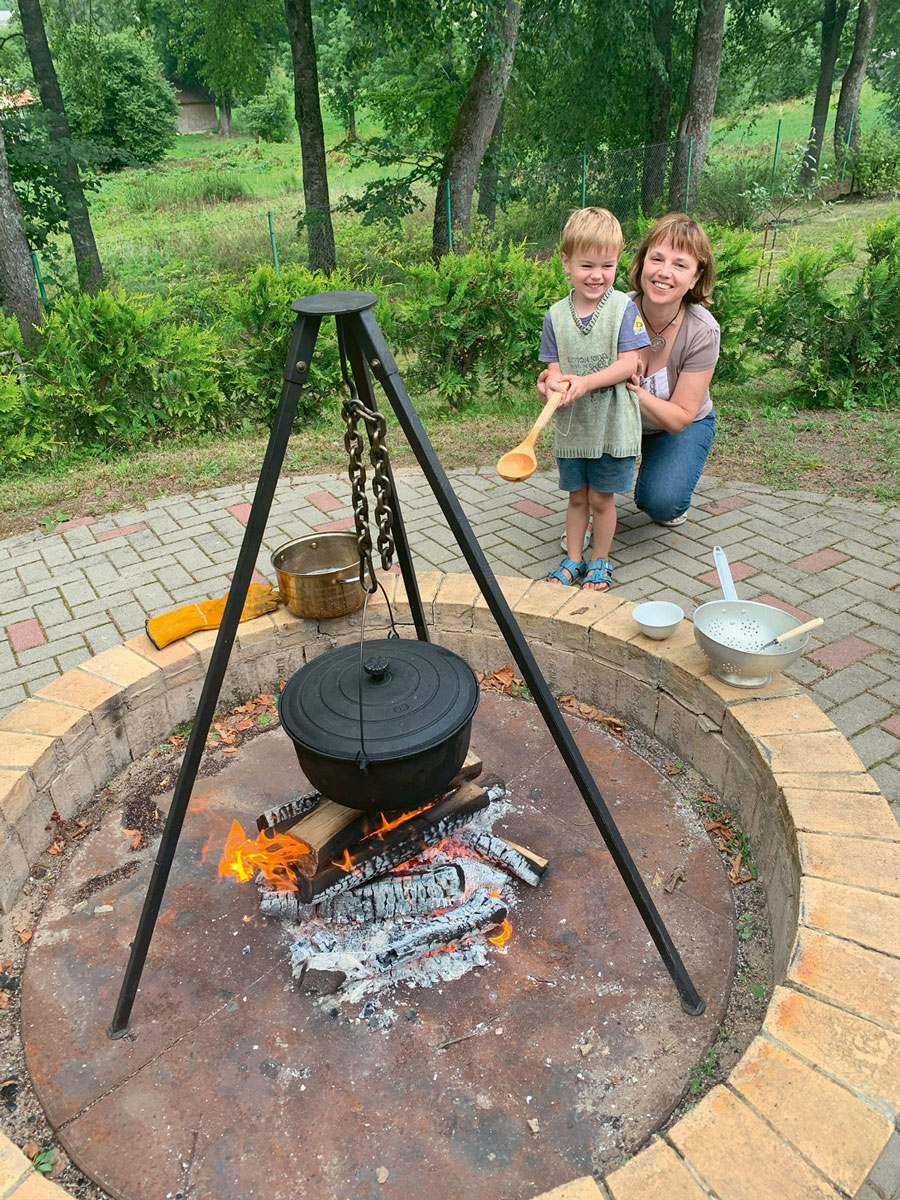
[
  {"x1": 704, "y1": 224, "x2": 763, "y2": 382},
  {"x1": 57, "y1": 26, "x2": 178, "y2": 168},
  {"x1": 240, "y1": 68, "x2": 294, "y2": 144},
  {"x1": 852, "y1": 126, "x2": 900, "y2": 198},
  {"x1": 121, "y1": 169, "x2": 250, "y2": 212},
  {"x1": 391, "y1": 244, "x2": 565, "y2": 410},
  {"x1": 0, "y1": 318, "x2": 50, "y2": 466},
  {"x1": 695, "y1": 152, "x2": 772, "y2": 228},
  {"x1": 757, "y1": 215, "x2": 900, "y2": 407},
  {"x1": 10, "y1": 291, "x2": 224, "y2": 450}
]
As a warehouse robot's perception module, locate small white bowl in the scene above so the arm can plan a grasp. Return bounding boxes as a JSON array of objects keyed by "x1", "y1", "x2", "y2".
[{"x1": 633, "y1": 601, "x2": 684, "y2": 640}]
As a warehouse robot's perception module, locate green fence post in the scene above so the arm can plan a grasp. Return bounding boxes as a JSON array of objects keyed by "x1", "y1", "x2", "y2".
[
  {"x1": 684, "y1": 136, "x2": 694, "y2": 211},
  {"x1": 840, "y1": 110, "x2": 855, "y2": 183},
  {"x1": 581, "y1": 154, "x2": 587, "y2": 207},
  {"x1": 30, "y1": 251, "x2": 48, "y2": 304},
  {"x1": 446, "y1": 179, "x2": 452, "y2": 252},
  {"x1": 267, "y1": 211, "x2": 280, "y2": 277},
  {"x1": 770, "y1": 117, "x2": 782, "y2": 199}
]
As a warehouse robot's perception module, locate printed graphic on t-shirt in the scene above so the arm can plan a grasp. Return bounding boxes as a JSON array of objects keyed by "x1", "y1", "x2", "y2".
[{"x1": 633, "y1": 314, "x2": 645, "y2": 334}]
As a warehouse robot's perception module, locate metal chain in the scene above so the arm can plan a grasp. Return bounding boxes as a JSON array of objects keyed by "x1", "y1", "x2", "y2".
[{"x1": 342, "y1": 399, "x2": 395, "y2": 591}]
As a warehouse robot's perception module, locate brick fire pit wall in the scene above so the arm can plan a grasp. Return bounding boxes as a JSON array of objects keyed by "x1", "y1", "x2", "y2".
[{"x1": 0, "y1": 573, "x2": 898, "y2": 1200}]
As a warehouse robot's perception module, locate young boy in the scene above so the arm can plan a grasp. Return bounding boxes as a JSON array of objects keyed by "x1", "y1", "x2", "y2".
[{"x1": 540, "y1": 207, "x2": 649, "y2": 591}]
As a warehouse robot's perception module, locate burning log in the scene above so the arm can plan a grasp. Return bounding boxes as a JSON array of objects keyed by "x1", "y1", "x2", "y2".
[
  {"x1": 256, "y1": 790, "x2": 322, "y2": 835},
  {"x1": 316, "y1": 864, "x2": 466, "y2": 923},
  {"x1": 455, "y1": 831, "x2": 548, "y2": 887},
  {"x1": 291, "y1": 887, "x2": 509, "y2": 993},
  {"x1": 303, "y1": 781, "x2": 490, "y2": 904}
]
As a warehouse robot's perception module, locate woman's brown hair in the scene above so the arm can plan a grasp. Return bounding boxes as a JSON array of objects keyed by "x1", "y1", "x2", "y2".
[{"x1": 629, "y1": 213, "x2": 715, "y2": 306}]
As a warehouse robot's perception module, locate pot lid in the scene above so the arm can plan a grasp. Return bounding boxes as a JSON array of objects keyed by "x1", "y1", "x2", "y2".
[{"x1": 278, "y1": 638, "x2": 479, "y2": 762}]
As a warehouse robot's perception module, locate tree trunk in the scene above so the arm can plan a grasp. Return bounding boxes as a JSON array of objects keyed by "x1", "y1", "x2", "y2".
[
  {"x1": 668, "y1": 0, "x2": 726, "y2": 211},
  {"x1": 476, "y1": 98, "x2": 505, "y2": 227},
  {"x1": 800, "y1": 0, "x2": 850, "y2": 184},
  {"x1": 432, "y1": 0, "x2": 521, "y2": 260},
  {"x1": 218, "y1": 95, "x2": 233, "y2": 136},
  {"x1": 0, "y1": 121, "x2": 43, "y2": 343},
  {"x1": 641, "y1": 0, "x2": 674, "y2": 214},
  {"x1": 347, "y1": 96, "x2": 357, "y2": 141},
  {"x1": 284, "y1": 0, "x2": 337, "y2": 274},
  {"x1": 834, "y1": 0, "x2": 877, "y2": 163},
  {"x1": 17, "y1": 0, "x2": 102, "y2": 293}
]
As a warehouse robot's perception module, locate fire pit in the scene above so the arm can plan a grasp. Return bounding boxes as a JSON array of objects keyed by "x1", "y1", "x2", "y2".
[{"x1": 20, "y1": 688, "x2": 735, "y2": 1199}]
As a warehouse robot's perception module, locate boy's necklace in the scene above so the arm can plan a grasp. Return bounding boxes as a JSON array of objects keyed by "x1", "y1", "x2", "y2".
[{"x1": 639, "y1": 302, "x2": 683, "y2": 352}]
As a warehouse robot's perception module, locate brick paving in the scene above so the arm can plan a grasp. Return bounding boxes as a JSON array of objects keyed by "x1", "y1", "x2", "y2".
[{"x1": 1, "y1": 467, "x2": 899, "y2": 825}]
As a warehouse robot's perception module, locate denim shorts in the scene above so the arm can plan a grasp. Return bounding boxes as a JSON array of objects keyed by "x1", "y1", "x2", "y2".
[{"x1": 557, "y1": 455, "x2": 637, "y2": 494}]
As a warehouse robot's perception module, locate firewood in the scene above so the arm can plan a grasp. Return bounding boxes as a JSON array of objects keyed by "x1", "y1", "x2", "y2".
[
  {"x1": 301, "y1": 781, "x2": 490, "y2": 904},
  {"x1": 291, "y1": 887, "x2": 508, "y2": 990},
  {"x1": 255, "y1": 789, "x2": 322, "y2": 834},
  {"x1": 446, "y1": 748, "x2": 483, "y2": 788},
  {"x1": 456, "y1": 829, "x2": 548, "y2": 886},
  {"x1": 316, "y1": 865, "x2": 466, "y2": 923}
]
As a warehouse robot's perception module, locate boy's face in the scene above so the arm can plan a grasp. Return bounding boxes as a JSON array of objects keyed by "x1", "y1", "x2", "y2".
[{"x1": 560, "y1": 244, "x2": 619, "y2": 307}]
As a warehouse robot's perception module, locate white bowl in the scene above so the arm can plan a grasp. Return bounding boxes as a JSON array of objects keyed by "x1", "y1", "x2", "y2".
[{"x1": 633, "y1": 601, "x2": 684, "y2": 640}]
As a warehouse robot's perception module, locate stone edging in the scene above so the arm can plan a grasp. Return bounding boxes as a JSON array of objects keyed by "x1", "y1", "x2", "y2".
[{"x1": 0, "y1": 572, "x2": 898, "y2": 1200}]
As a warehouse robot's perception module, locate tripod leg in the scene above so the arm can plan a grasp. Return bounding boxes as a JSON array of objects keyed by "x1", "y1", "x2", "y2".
[
  {"x1": 355, "y1": 309, "x2": 704, "y2": 1016},
  {"x1": 107, "y1": 312, "x2": 323, "y2": 1038}
]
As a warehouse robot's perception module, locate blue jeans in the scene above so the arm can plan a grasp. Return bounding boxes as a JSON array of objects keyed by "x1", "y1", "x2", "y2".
[{"x1": 634, "y1": 413, "x2": 715, "y2": 523}]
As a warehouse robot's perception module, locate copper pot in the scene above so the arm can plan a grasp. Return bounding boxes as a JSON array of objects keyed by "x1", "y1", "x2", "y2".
[{"x1": 271, "y1": 533, "x2": 366, "y2": 620}]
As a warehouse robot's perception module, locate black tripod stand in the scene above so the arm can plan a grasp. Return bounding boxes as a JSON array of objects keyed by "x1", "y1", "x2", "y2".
[{"x1": 108, "y1": 290, "x2": 704, "y2": 1038}]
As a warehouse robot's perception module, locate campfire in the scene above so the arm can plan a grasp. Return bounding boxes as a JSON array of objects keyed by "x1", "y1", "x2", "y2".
[{"x1": 218, "y1": 749, "x2": 547, "y2": 999}]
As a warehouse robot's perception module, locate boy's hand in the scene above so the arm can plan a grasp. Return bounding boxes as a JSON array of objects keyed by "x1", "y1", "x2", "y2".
[{"x1": 556, "y1": 374, "x2": 590, "y2": 404}]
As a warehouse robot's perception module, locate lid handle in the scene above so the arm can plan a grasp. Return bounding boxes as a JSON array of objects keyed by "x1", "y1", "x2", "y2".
[{"x1": 363, "y1": 656, "x2": 389, "y2": 682}]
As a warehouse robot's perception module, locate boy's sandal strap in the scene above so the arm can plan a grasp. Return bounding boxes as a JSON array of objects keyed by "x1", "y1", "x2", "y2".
[
  {"x1": 547, "y1": 556, "x2": 586, "y2": 586},
  {"x1": 582, "y1": 557, "x2": 614, "y2": 588}
]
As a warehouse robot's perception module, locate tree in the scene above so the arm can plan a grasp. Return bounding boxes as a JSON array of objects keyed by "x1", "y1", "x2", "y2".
[
  {"x1": 284, "y1": 0, "x2": 336, "y2": 273},
  {"x1": 669, "y1": 0, "x2": 727, "y2": 210},
  {"x1": 16, "y1": 0, "x2": 102, "y2": 291},
  {"x1": 642, "y1": 0, "x2": 675, "y2": 213},
  {"x1": 432, "y1": 0, "x2": 521, "y2": 258},
  {"x1": 57, "y1": 25, "x2": 178, "y2": 167},
  {"x1": 0, "y1": 118, "x2": 43, "y2": 342},
  {"x1": 799, "y1": 0, "x2": 850, "y2": 183},
  {"x1": 313, "y1": 4, "x2": 374, "y2": 141},
  {"x1": 834, "y1": 0, "x2": 877, "y2": 160}
]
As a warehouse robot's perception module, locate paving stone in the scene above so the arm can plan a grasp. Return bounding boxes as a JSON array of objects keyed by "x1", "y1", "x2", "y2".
[
  {"x1": 853, "y1": 727, "x2": 900, "y2": 769},
  {"x1": 810, "y1": 636, "x2": 881, "y2": 670},
  {"x1": 828, "y1": 693, "x2": 894, "y2": 736},
  {"x1": 814, "y1": 661, "x2": 890, "y2": 704}
]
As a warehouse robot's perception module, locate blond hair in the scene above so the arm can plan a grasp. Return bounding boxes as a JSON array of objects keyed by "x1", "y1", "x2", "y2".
[
  {"x1": 629, "y1": 213, "x2": 715, "y2": 306},
  {"x1": 560, "y1": 207, "x2": 623, "y2": 258}
]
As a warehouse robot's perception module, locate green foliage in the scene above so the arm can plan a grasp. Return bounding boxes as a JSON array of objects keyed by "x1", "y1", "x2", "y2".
[
  {"x1": 392, "y1": 244, "x2": 565, "y2": 409},
  {"x1": 241, "y1": 67, "x2": 293, "y2": 144},
  {"x1": 221, "y1": 264, "x2": 359, "y2": 420},
  {"x1": 704, "y1": 224, "x2": 762, "y2": 383},
  {"x1": 696, "y1": 152, "x2": 771, "y2": 228},
  {"x1": 1, "y1": 291, "x2": 223, "y2": 455},
  {"x1": 57, "y1": 25, "x2": 178, "y2": 168},
  {"x1": 0, "y1": 317, "x2": 50, "y2": 466},
  {"x1": 851, "y1": 126, "x2": 900, "y2": 199},
  {"x1": 119, "y1": 168, "x2": 250, "y2": 211},
  {"x1": 757, "y1": 215, "x2": 900, "y2": 407}
]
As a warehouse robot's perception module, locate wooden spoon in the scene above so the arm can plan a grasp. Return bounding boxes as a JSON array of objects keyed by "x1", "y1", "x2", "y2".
[{"x1": 496, "y1": 388, "x2": 566, "y2": 482}]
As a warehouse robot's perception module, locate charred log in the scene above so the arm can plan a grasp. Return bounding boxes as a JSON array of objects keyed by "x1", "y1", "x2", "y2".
[
  {"x1": 256, "y1": 789, "x2": 322, "y2": 834},
  {"x1": 456, "y1": 831, "x2": 548, "y2": 887},
  {"x1": 316, "y1": 865, "x2": 466, "y2": 923}
]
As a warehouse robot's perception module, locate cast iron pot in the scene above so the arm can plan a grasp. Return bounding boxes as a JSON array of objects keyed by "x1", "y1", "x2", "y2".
[{"x1": 278, "y1": 638, "x2": 480, "y2": 812}]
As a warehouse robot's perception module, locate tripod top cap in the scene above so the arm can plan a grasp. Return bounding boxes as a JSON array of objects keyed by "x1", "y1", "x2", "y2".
[{"x1": 291, "y1": 291, "x2": 378, "y2": 316}]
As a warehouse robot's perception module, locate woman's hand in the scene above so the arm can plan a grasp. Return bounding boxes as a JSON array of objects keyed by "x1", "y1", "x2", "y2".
[{"x1": 537, "y1": 370, "x2": 573, "y2": 405}]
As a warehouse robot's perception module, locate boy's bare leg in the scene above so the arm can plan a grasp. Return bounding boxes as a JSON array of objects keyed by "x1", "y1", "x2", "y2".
[
  {"x1": 551, "y1": 488, "x2": 590, "y2": 584},
  {"x1": 583, "y1": 489, "x2": 617, "y2": 591}
]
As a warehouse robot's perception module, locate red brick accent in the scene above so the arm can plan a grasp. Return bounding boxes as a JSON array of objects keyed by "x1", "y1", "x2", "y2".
[
  {"x1": 793, "y1": 549, "x2": 850, "y2": 573},
  {"x1": 511, "y1": 499, "x2": 553, "y2": 519},
  {"x1": 5, "y1": 618, "x2": 46, "y2": 653},
  {"x1": 701, "y1": 495, "x2": 752, "y2": 515},
  {"x1": 226, "y1": 503, "x2": 252, "y2": 526},
  {"x1": 751, "y1": 594, "x2": 816, "y2": 622},
  {"x1": 94, "y1": 521, "x2": 149, "y2": 542},
  {"x1": 54, "y1": 515, "x2": 96, "y2": 533},
  {"x1": 698, "y1": 561, "x2": 755, "y2": 587},
  {"x1": 314, "y1": 516, "x2": 356, "y2": 532},
  {"x1": 879, "y1": 715, "x2": 900, "y2": 739},
  {"x1": 809, "y1": 636, "x2": 879, "y2": 670},
  {"x1": 306, "y1": 489, "x2": 344, "y2": 513}
]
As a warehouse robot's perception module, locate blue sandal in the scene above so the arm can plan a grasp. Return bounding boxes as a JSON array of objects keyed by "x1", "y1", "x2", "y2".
[
  {"x1": 547, "y1": 555, "x2": 586, "y2": 586},
  {"x1": 582, "y1": 557, "x2": 614, "y2": 590}
]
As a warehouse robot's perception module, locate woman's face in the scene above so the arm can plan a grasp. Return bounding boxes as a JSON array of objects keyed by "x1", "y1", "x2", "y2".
[{"x1": 641, "y1": 239, "x2": 702, "y2": 304}]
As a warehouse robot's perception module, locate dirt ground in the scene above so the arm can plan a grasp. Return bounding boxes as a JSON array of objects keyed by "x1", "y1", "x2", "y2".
[{"x1": 0, "y1": 684, "x2": 771, "y2": 1198}]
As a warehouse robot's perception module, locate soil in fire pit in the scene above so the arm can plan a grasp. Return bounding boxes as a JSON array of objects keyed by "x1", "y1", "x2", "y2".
[{"x1": 21, "y1": 690, "x2": 738, "y2": 1200}]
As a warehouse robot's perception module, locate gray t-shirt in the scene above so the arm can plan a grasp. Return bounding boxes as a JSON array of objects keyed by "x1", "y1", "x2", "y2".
[{"x1": 539, "y1": 295, "x2": 649, "y2": 362}]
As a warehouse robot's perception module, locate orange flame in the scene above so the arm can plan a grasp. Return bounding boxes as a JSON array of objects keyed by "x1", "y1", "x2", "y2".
[
  {"x1": 332, "y1": 848, "x2": 358, "y2": 874},
  {"x1": 218, "y1": 820, "x2": 308, "y2": 891},
  {"x1": 371, "y1": 803, "x2": 433, "y2": 840},
  {"x1": 489, "y1": 918, "x2": 513, "y2": 947}
]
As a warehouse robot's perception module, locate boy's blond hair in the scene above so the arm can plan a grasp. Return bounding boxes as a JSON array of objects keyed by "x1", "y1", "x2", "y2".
[{"x1": 560, "y1": 207, "x2": 623, "y2": 258}]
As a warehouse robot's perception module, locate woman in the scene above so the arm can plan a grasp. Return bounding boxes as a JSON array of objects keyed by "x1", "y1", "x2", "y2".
[
  {"x1": 625, "y1": 212, "x2": 718, "y2": 527},
  {"x1": 548, "y1": 213, "x2": 719, "y2": 542}
]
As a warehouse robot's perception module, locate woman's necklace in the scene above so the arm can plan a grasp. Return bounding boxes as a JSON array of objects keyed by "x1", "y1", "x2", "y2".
[{"x1": 640, "y1": 302, "x2": 682, "y2": 352}]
